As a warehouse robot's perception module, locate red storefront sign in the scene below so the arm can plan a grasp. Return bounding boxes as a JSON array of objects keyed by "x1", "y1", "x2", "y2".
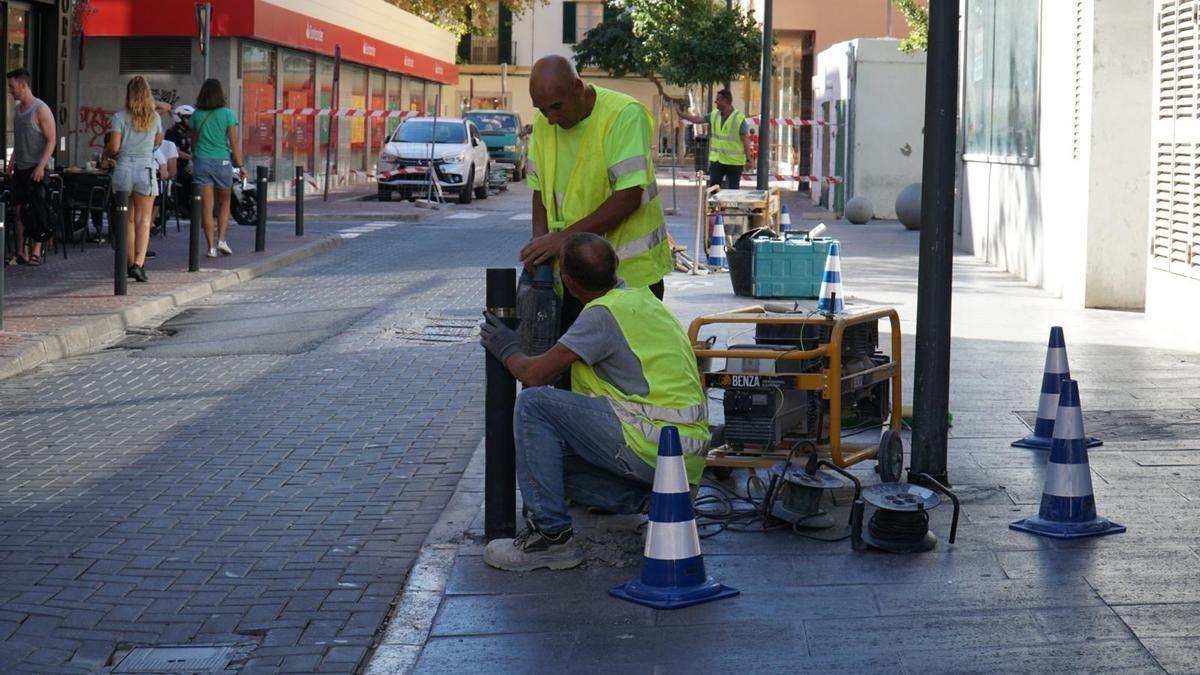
[{"x1": 84, "y1": 0, "x2": 458, "y2": 84}]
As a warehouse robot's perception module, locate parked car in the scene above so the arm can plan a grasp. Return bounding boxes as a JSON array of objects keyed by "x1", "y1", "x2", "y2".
[
  {"x1": 376, "y1": 117, "x2": 490, "y2": 204},
  {"x1": 463, "y1": 110, "x2": 528, "y2": 180}
]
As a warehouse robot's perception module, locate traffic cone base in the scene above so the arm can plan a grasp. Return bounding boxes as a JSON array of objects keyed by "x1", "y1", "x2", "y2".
[
  {"x1": 1010, "y1": 379, "x2": 1124, "y2": 540},
  {"x1": 707, "y1": 215, "x2": 727, "y2": 270},
  {"x1": 1013, "y1": 327, "x2": 1102, "y2": 449},
  {"x1": 609, "y1": 428, "x2": 738, "y2": 610}
]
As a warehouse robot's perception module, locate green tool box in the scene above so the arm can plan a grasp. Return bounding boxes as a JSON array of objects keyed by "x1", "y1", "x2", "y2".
[{"x1": 751, "y1": 235, "x2": 837, "y2": 298}]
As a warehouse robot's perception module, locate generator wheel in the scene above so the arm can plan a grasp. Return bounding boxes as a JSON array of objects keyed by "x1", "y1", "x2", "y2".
[{"x1": 877, "y1": 430, "x2": 904, "y2": 483}]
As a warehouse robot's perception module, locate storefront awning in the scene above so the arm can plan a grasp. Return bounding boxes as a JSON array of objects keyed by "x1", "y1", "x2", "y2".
[{"x1": 84, "y1": 0, "x2": 459, "y2": 84}]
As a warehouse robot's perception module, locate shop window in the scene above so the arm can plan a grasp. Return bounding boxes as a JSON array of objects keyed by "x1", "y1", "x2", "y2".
[
  {"x1": 368, "y1": 70, "x2": 386, "y2": 162},
  {"x1": 963, "y1": 0, "x2": 1040, "y2": 163},
  {"x1": 120, "y1": 38, "x2": 191, "y2": 74},
  {"x1": 408, "y1": 77, "x2": 425, "y2": 114},
  {"x1": 386, "y1": 73, "x2": 404, "y2": 138},
  {"x1": 240, "y1": 42, "x2": 277, "y2": 176},
  {"x1": 317, "y1": 58, "x2": 334, "y2": 172},
  {"x1": 343, "y1": 64, "x2": 367, "y2": 171},
  {"x1": 280, "y1": 50, "x2": 314, "y2": 179}
]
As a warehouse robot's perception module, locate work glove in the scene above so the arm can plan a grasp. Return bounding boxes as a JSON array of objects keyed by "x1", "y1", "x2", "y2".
[{"x1": 479, "y1": 311, "x2": 521, "y2": 362}]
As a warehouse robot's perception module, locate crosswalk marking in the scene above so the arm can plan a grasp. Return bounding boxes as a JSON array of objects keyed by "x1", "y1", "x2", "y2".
[
  {"x1": 337, "y1": 221, "x2": 403, "y2": 239},
  {"x1": 445, "y1": 211, "x2": 487, "y2": 220},
  {"x1": 509, "y1": 213, "x2": 532, "y2": 221}
]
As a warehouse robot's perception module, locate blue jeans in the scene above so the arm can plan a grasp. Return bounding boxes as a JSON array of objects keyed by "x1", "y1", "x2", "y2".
[{"x1": 514, "y1": 387, "x2": 657, "y2": 532}]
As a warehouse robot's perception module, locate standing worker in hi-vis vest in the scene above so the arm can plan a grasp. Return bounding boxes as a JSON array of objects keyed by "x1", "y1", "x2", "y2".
[
  {"x1": 677, "y1": 88, "x2": 755, "y2": 190},
  {"x1": 520, "y1": 55, "x2": 673, "y2": 336}
]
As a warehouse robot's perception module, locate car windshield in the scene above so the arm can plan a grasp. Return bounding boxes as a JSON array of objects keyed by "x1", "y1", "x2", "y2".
[
  {"x1": 392, "y1": 121, "x2": 467, "y2": 144},
  {"x1": 465, "y1": 113, "x2": 518, "y2": 135}
]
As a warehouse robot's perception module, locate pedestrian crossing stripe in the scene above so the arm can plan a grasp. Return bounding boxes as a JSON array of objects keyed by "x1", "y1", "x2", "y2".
[
  {"x1": 337, "y1": 221, "x2": 402, "y2": 238},
  {"x1": 509, "y1": 213, "x2": 533, "y2": 220},
  {"x1": 445, "y1": 211, "x2": 487, "y2": 220}
]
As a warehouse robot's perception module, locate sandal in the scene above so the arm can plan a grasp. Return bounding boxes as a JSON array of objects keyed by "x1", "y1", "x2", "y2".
[{"x1": 27, "y1": 254, "x2": 40, "y2": 266}]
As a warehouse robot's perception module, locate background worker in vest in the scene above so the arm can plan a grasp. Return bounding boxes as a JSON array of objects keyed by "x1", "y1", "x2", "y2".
[
  {"x1": 521, "y1": 55, "x2": 673, "y2": 338},
  {"x1": 676, "y1": 89, "x2": 754, "y2": 190},
  {"x1": 480, "y1": 233, "x2": 710, "y2": 572}
]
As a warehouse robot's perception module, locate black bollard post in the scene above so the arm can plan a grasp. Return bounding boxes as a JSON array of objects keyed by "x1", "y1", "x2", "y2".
[
  {"x1": 294, "y1": 166, "x2": 304, "y2": 237},
  {"x1": 189, "y1": 192, "x2": 202, "y2": 272},
  {"x1": 0, "y1": 205, "x2": 5, "y2": 329},
  {"x1": 113, "y1": 191, "x2": 129, "y2": 296},
  {"x1": 485, "y1": 267, "x2": 518, "y2": 541},
  {"x1": 255, "y1": 166, "x2": 268, "y2": 252}
]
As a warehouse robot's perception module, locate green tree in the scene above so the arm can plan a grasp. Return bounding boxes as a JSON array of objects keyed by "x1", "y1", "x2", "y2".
[
  {"x1": 386, "y1": 0, "x2": 544, "y2": 39},
  {"x1": 894, "y1": 0, "x2": 929, "y2": 53},
  {"x1": 573, "y1": 0, "x2": 762, "y2": 99}
]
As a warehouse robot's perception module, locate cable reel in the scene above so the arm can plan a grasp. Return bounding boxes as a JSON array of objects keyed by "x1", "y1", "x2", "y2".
[
  {"x1": 766, "y1": 452, "x2": 862, "y2": 530},
  {"x1": 850, "y1": 474, "x2": 960, "y2": 554}
]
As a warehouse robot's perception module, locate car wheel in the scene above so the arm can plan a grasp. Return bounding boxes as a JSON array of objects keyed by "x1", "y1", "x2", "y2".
[
  {"x1": 475, "y1": 163, "x2": 489, "y2": 200},
  {"x1": 458, "y1": 166, "x2": 474, "y2": 204},
  {"x1": 378, "y1": 189, "x2": 392, "y2": 202}
]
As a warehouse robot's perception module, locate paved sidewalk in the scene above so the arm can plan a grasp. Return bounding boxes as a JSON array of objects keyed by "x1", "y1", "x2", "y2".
[
  {"x1": 378, "y1": 201, "x2": 1200, "y2": 673},
  {"x1": 0, "y1": 220, "x2": 340, "y2": 380}
]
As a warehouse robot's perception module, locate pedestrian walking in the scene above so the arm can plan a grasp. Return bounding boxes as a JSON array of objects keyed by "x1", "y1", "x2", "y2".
[
  {"x1": 104, "y1": 76, "x2": 162, "y2": 282},
  {"x1": 5, "y1": 67, "x2": 56, "y2": 267},
  {"x1": 677, "y1": 89, "x2": 754, "y2": 190},
  {"x1": 189, "y1": 79, "x2": 244, "y2": 258},
  {"x1": 520, "y1": 55, "x2": 673, "y2": 340}
]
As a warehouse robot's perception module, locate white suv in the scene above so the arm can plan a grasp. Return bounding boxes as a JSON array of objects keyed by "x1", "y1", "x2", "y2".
[{"x1": 377, "y1": 117, "x2": 491, "y2": 204}]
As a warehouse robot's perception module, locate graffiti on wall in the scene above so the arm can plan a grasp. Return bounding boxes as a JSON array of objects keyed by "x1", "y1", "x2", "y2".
[{"x1": 79, "y1": 107, "x2": 114, "y2": 151}]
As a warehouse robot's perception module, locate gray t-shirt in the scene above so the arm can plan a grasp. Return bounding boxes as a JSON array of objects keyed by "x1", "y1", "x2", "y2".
[
  {"x1": 109, "y1": 110, "x2": 163, "y2": 160},
  {"x1": 558, "y1": 292, "x2": 650, "y2": 397}
]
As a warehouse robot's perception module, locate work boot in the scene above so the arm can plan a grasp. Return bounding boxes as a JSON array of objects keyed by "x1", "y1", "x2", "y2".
[{"x1": 484, "y1": 519, "x2": 584, "y2": 572}]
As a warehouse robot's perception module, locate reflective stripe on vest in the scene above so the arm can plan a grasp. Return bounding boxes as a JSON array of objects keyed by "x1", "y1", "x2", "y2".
[
  {"x1": 615, "y1": 223, "x2": 668, "y2": 262},
  {"x1": 709, "y1": 109, "x2": 746, "y2": 166},
  {"x1": 530, "y1": 85, "x2": 673, "y2": 288}
]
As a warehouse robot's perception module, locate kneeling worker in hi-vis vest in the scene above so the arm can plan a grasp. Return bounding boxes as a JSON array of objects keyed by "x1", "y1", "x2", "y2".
[
  {"x1": 520, "y1": 55, "x2": 673, "y2": 338},
  {"x1": 480, "y1": 233, "x2": 710, "y2": 572}
]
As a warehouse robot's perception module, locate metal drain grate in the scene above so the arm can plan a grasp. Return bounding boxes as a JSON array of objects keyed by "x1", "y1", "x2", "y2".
[
  {"x1": 393, "y1": 313, "x2": 479, "y2": 344},
  {"x1": 113, "y1": 646, "x2": 237, "y2": 673}
]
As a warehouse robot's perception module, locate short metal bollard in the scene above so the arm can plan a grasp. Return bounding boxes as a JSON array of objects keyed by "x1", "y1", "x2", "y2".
[
  {"x1": 114, "y1": 190, "x2": 129, "y2": 296},
  {"x1": 294, "y1": 166, "x2": 304, "y2": 237},
  {"x1": 484, "y1": 268, "x2": 518, "y2": 541},
  {"x1": 255, "y1": 166, "x2": 268, "y2": 252},
  {"x1": 189, "y1": 192, "x2": 202, "y2": 272}
]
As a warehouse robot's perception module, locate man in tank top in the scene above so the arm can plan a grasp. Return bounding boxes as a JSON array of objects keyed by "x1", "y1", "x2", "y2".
[{"x1": 5, "y1": 68, "x2": 56, "y2": 266}]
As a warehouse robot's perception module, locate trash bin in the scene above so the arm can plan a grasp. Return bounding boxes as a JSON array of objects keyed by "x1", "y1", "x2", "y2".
[{"x1": 692, "y1": 137, "x2": 710, "y2": 173}]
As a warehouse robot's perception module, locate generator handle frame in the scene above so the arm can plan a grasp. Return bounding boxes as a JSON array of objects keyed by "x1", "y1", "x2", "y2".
[{"x1": 688, "y1": 306, "x2": 903, "y2": 468}]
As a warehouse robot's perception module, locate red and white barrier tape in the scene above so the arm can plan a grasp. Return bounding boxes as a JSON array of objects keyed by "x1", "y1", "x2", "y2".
[
  {"x1": 374, "y1": 167, "x2": 434, "y2": 180},
  {"x1": 290, "y1": 173, "x2": 320, "y2": 189},
  {"x1": 262, "y1": 108, "x2": 424, "y2": 120},
  {"x1": 749, "y1": 117, "x2": 841, "y2": 127},
  {"x1": 730, "y1": 174, "x2": 842, "y2": 184}
]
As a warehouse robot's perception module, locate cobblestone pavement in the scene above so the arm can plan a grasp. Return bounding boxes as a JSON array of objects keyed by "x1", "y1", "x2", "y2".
[{"x1": 0, "y1": 190, "x2": 531, "y2": 672}]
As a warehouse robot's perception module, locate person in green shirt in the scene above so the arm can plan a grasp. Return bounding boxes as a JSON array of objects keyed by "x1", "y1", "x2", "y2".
[{"x1": 189, "y1": 78, "x2": 245, "y2": 258}]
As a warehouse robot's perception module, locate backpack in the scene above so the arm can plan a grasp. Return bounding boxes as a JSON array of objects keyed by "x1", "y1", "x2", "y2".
[{"x1": 21, "y1": 180, "x2": 55, "y2": 243}]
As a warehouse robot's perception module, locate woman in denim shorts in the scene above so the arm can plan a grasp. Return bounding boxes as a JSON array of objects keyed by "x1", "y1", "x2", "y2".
[
  {"x1": 104, "y1": 76, "x2": 162, "y2": 282},
  {"x1": 189, "y1": 79, "x2": 245, "y2": 257}
]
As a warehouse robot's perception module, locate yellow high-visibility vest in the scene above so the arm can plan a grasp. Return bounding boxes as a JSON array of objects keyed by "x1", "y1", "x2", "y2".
[
  {"x1": 570, "y1": 286, "x2": 710, "y2": 484},
  {"x1": 531, "y1": 86, "x2": 672, "y2": 288},
  {"x1": 708, "y1": 108, "x2": 747, "y2": 166}
]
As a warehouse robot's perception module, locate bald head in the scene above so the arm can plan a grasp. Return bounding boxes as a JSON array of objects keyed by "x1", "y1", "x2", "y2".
[
  {"x1": 529, "y1": 55, "x2": 593, "y2": 129},
  {"x1": 561, "y1": 233, "x2": 618, "y2": 295}
]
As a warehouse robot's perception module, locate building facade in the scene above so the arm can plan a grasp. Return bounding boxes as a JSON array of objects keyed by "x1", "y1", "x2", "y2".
[
  {"x1": 77, "y1": 0, "x2": 458, "y2": 192},
  {"x1": 2, "y1": 0, "x2": 70, "y2": 171},
  {"x1": 956, "y1": 0, "x2": 1159, "y2": 315}
]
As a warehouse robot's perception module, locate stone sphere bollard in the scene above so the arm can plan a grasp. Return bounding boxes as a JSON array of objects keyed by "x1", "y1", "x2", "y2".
[
  {"x1": 844, "y1": 195, "x2": 873, "y2": 224},
  {"x1": 895, "y1": 182, "x2": 922, "y2": 230}
]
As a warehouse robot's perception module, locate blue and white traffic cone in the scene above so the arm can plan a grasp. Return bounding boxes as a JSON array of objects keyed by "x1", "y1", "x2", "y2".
[
  {"x1": 1010, "y1": 379, "x2": 1124, "y2": 539},
  {"x1": 1012, "y1": 327, "x2": 1101, "y2": 449},
  {"x1": 707, "y1": 215, "x2": 727, "y2": 270},
  {"x1": 609, "y1": 427, "x2": 738, "y2": 610},
  {"x1": 815, "y1": 241, "x2": 845, "y2": 314},
  {"x1": 780, "y1": 203, "x2": 792, "y2": 232}
]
